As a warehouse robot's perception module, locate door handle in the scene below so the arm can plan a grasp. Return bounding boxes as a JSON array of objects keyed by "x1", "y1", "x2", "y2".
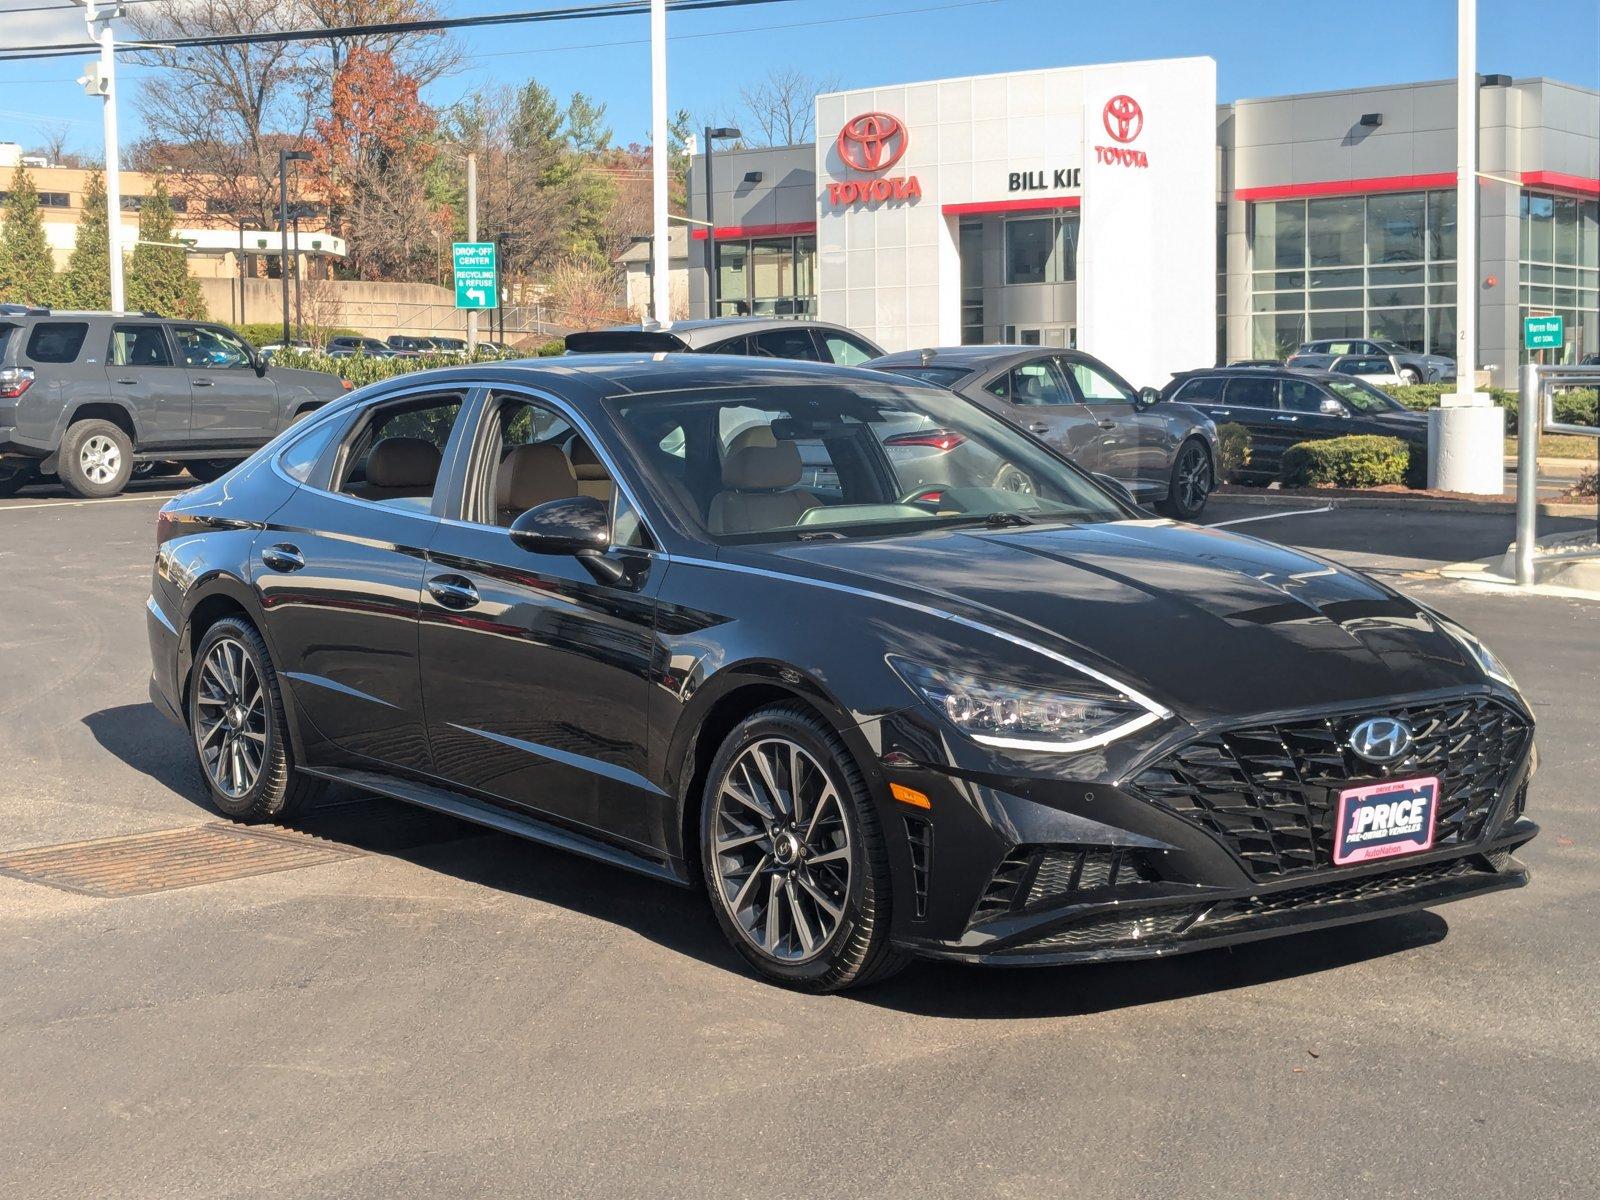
[
  {"x1": 426, "y1": 574, "x2": 479, "y2": 610},
  {"x1": 1210, "y1": 409, "x2": 1231, "y2": 417},
  {"x1": 1027, "y1": 421, "x2": 1050, "y2": 434},
  {"x1": 191, "y1": 378, "x2": 215, "y2": 387},
  {"x1": 260, "y1": 544, "x2": 304, "y2": 572},
  {"x1": 1097, "y1": 419, "x2": 1117, "y2": 430},
  {"x1": 115, "y1": 377, "x2": 138, "y2": 385},
  {"x1": 1274, "y1": 415, "x2": 1299, "y2": 423}
]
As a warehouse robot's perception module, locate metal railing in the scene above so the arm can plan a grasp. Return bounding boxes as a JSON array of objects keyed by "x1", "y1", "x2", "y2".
[{"x1": 1515, "y1": 363, "x2": 1600, "y2": 585}]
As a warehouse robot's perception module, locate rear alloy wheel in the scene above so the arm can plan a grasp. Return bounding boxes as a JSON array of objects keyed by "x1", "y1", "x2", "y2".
[
  {"x1": 701, "y1": 706, "x2": 908, "y2": 992},
  {"x1": 189, "y1": 617, "x2": 324, "y2": 822},
  {"x1": 59, "y1": 419, "x2": 134, "y2": 498},
  {"x1": 1157, "y1": 438, "x2": 1213, "y2": 521},
  {"x1": 1399, "y1": 366, "x2": 1423, "y2": 385}
]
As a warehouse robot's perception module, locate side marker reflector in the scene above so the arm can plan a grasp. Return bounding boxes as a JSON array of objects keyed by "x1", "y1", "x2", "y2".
[{"x1": 890, "y1": 783, "x2": 931, "y2": 810}]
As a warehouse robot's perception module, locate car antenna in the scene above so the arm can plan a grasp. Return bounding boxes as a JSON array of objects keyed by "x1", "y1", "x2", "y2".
[{"x1": 919, "y1": 348, "x2": 935, "y2": 364}]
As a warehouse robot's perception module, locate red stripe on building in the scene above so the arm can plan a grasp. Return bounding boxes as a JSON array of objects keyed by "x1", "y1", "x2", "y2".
[
  {"x1": 689, "y1": 221, "x2": 817, "y2": 241},
  {"x1": 1522, "y1": 171, "x2": 1600, "y2": 198},
  {"x1": 940, "y1": 196, "x2": 1082, "y2": 216},
  {"x1": 1234, "y1": 172, "x2": 1458, "y2": 201}
]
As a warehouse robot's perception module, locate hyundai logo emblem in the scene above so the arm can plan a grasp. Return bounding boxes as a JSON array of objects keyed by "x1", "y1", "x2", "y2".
[{"x1": 1349, "y1": 717, "x2": 1413, "y2": 764}]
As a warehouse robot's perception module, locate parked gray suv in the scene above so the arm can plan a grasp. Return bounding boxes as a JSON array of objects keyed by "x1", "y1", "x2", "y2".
[{"x1": 0, "y1": 307, "x2": 347, "y2": 498}]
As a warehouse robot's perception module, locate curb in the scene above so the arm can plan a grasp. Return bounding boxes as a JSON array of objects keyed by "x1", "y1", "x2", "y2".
[{"x1": 1212, "y1": 487, "x2": 1597, "y2": 517}]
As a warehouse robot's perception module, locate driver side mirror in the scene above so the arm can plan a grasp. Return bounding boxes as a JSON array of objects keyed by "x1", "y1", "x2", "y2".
[
  {"x1": 1319, "y1": 397, "x2": 1350, "y2": 417},
  {"x1": 1135, "y1": 386, "x2": 1162, "y2": 410},
  {"x1": 509, "y1": 495, "x2": 630, "y2": 586}
]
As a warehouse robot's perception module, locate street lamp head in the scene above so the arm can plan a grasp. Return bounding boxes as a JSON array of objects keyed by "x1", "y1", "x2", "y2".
[
  {"x1": 708, "y1": 127, "x2": 741, "y2": 141},
  {"x1": 282, "y1": 150, "x2": 313, "y2": 163}
]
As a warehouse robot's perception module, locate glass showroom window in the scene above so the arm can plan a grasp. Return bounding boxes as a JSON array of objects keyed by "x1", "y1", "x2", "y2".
[
  {"x1": 1249, "y1": 190, "x2": 1456, "y2": 359},
  {"x1": 1519, "y1": 191, "x2": 1600, "y2": 365},
  {"x1": 714, "y1": 235, "x2": 817, "y2": 317},
  {"x1": 1004, "y1": 215, "x2": 1079, "y2": 285},
  {"x1": 960, "y1": 221, "x2": 985, "y2": 344}
]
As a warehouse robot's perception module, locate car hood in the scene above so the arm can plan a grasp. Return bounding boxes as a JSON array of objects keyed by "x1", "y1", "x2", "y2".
[
  {"x1": 1364, "y1": 408, "x2": 1430, "y2": 436},
  {"x1": 746, "y1": 520, "x2": 1488, "y2": 723}
]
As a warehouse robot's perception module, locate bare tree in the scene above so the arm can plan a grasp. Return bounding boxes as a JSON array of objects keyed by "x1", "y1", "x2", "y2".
[
  {"x1": 30, "y1": 122, "x2": 94, "y2": 169},
  {"x1": 738, "y1": 68, "x2": 838, "y2": 147}
]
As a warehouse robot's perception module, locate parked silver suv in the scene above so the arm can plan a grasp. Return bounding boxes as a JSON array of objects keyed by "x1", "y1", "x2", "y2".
[{"x1": 0, "y1": 307, "x2": 347, "y2": 498}]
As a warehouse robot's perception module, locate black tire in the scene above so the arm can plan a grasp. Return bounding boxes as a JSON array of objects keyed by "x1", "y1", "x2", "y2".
[
  {"x1": 186, "y1": 459, "x2": 244, "y2": 483},
  {"x1": 188, "y1": 616, "x2": 325, "y2": 823},
  {"x1": 699, "y1": 704, "x2": 910, "y2": 992},
  {"x1": 59, "y1": 418, "x2": 134, "y2": 498},
  {"x1": 1156, "y1": 437, "x2": 1213, "y2": 521}
]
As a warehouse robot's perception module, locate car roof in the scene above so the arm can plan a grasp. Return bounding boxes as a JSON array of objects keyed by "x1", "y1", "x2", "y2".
[
  {"x1": 1175, "y1": 366, "x2": 1346, "y2": 383},
  {"x1": 870, "y1": 344, "x2": 1106, "y2": 375},
  {"x1": 567, "y1": 317, "x2": 870, "y2": 351}
]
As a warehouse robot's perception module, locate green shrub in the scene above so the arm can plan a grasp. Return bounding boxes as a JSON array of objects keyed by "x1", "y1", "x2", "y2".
[
  {"x1": 537, "y1": 338, "x2": 567, "y2": 356},
  {"x1": 1280, "y1": 434, "x2": 1410, "y2": 489},
  {"x1": 1217, "y1": 422, "x2": 1252, "y2": 481},
  {"x1": 228, "y1": 323, "x2": 363, "y2": 349},
  {"x1": 273, "y1": 346, "x2": 519, "y2": 389},
  {"x1": 1381, "y1": 382, "x2": 1596, "y2": 433}
]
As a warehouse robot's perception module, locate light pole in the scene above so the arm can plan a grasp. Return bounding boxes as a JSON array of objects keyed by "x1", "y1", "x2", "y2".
[
  {"x1": 278, "y1": 149, "x2": 311, "y2": 345},
  {"x1": 78, "y1": 1, "x2": 124, "y2": 311},
  {"x1": 703, "y1": 126, "x2": 741, "y2": 318},
  {"x1": 649, "y1": 0, "x2": 670, "y2": 328}
]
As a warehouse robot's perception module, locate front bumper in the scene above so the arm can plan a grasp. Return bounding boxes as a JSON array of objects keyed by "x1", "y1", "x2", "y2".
[{"x1": 896, "y1": 829, "x2": 1534, "y2": 966}]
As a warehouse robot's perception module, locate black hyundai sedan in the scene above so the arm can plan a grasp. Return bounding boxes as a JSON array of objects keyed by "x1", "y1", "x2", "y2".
[{"x1": 146, "y1": 356, "x2": 1537, "y2": 991}]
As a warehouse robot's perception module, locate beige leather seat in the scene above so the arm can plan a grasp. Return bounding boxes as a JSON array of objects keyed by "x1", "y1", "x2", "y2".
[
  {"x1": 352, "y1": 437, "x2": 441, "y2": 502},
  {"x1": 496, "y1": 442, "x2": 578, "y2": 524},
  {"x1": 707, "y1": 439, "x2": 820, "y2": 534},
  {"x1": 568, "y1": 440, "x2": 614, "y2": 502}
]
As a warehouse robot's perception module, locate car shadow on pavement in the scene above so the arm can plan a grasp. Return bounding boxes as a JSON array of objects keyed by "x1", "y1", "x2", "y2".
[{"x1": 85, "y1": 700, "x2": 1453, "y2": 1012}]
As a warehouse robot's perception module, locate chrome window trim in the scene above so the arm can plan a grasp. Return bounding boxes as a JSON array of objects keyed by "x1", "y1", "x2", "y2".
[{"x1": 668, "y1": 554, "x2": 1173, "y2": 723}]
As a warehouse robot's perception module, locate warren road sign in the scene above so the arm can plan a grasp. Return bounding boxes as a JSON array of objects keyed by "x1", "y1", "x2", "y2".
[
  {"x1": 1523, "y1": 313, "x2": 1563, "y2": 350},
  {"x1": 453, "y1": 242, "x2": 498, "y2": 310}
]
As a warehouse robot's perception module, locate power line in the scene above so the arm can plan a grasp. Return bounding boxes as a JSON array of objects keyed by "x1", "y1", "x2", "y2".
[{"x1": 0, "y1": 0, "x2": 797, "y2": 61}]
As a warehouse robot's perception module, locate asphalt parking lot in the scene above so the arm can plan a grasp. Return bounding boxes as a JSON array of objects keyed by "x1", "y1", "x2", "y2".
[{"x1": 1, "y1": 483, "x2": 1597, "y2": 1200}]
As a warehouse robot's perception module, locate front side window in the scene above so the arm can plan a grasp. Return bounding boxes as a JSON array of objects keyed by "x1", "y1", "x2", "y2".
[
  {"x1": 173, "y1": 325, "x2": 252, "y2": 369},
  {"x1": 25, "y1": 322, "x2": 88, "y2": 364},
  {"x1": 336, "y1": 395, "x2": 464, "y2": 511},
  {"x1": 1325, "y1": 378, "x2": 1404, "y2": 413},
  {"x1": 610, "y1": 378, "x2": 1127, "y2": 543},
  {"x1": 1280, "y1": 380, "x2": 1325, "y2": 414},
  {"x1": 752, "y1": 327, "x2": 820, "y2": 361},
  {"x1": 1065, "y1": 359, "x2": 1134, "y2": 405},
  {"x1": 110, "y1": 324, "x2": 172, "y2": 367}
]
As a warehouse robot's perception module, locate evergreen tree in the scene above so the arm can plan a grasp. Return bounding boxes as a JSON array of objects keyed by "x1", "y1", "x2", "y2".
[
  {"x1": 0, "y1": 161, "x2": 61, "y2": 306},
  {"x1": 126, "y1": 177, "x2": 205, "y2": 318},
  {"x1": 62, "y1": 170, "x2": 112, "y2": 309},
  {"x1": 564, "y1": 93, "x2": 612, "y2": 155}
]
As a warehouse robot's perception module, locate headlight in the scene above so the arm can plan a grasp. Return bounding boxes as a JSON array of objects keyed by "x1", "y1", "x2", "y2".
[
  {"x1": 1430, "y1": 615, "x2": 1522, "y2": 696},
  {"x1": 891, "y1": 659, "x2": 1165, "y2": 752}
]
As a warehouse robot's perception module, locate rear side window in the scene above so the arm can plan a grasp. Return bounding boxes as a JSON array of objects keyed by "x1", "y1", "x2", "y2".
[
  {"x1": 752, "y1": 327, "x2": 820, "y2": 361},
  {"x1": 336, "y1": 396, "x2": 464, "y2": 510},
  {"x1": 110, "y1": 325, "x2": 173, "y2": 367},
  {"x1": 278, "y1": 416, "x2": 344, "y2": 484},
  {"x1": 1174, "y1": 375, "x2": 1223, "y2": 403},
  {"x1": 991, "y1": 361, "x2": 1068, "y2": 406},
  {"x1": 25, "y1": 322, "x2": 89, "y2": 364},
  {"x1": 1223, "y1": 376, "x2": 1280, "y2": 409}
]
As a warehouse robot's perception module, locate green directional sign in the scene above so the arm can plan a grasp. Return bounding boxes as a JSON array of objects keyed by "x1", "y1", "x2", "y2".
[
  {"x1": 1524, "y1": 313, "x2": 1563, "y2": 350},
  {"x1": 452, "y1": 241, "x2": 498, "y2": 310}
]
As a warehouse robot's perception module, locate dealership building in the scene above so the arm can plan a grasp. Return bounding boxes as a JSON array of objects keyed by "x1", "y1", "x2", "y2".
[{"x1": 682, "y1": 60, "x2": 1600, "y2": 387}]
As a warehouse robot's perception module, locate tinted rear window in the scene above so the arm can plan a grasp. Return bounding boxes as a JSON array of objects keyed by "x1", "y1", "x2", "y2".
[
  {"x1": 26, "y1": 322, "x2": 90, "y2": 364},
  {"x1": 565, "y1": 330, "x2": 686, "y2": 353},
  {"x1": 877, "y1": 365, "x2": 970, "y2": 388}
]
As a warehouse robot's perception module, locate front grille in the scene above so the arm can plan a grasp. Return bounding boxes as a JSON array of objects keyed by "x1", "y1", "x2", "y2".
[
  {"x1": 903, "y1": 816, "x2": 933, "y2": 920},
  {"x1": 970, "y1": 844, "x2": 1160, "y2": 925},
  {"x1": 1130, "y1": 697, "x2": 1529, "y2": 880},
  {"x1": 1209, "y1": 855, "x2": 1484, "y2": 921},
  {"x1": 1024, "y1": 908, "x2": 1199, "y2": 950}
]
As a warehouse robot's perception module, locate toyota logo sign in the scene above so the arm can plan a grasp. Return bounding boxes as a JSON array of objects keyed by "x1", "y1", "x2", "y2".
[
  {"x1": 1102, "y1": 94, "x2": 1143, "y2": 144},
  {"x1": 837, "y1": 112, "x2": 908, "y2": 172}
]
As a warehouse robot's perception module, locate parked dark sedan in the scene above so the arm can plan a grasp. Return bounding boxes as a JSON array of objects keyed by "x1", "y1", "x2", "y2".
[
  {"x1": 870, "y1": 346, "x2": 1219, "y2": 518},
  {"x1": 1163, "y1": 367, "x2": 1429, "y2": 481},
  {"x1": 147, "y1": 356, "x2": 1536, "y2": 991},
  {"x1": 566, "y1": 317, "x2": 882, "y2": 365}
]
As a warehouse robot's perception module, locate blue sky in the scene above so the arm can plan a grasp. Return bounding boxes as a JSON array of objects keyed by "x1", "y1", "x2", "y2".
[{"x1": 1, "y1": 0, "x2": 1596, "y2": 156}]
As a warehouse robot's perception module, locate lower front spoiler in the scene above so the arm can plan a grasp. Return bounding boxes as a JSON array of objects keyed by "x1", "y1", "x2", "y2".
[{"x1": 895, "y1": 828, "x2": 1535, "y2": 968}]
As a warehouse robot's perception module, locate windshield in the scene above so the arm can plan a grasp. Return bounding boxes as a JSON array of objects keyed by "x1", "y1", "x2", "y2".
[
  {"x1": 1325, "y1": 377, "x2": 1406, "y2": 413},
  {"x1": 609, "y1": 378, "x2": 1128, "y2": 543}
]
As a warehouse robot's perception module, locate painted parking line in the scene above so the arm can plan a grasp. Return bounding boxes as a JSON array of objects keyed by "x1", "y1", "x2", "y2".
[
  {"x1": 1208, "y1": 505, "x2": 1336, "y2": 528},
  {"x1": 0, "y1": 493, "x2": 173, "y2": 514}
]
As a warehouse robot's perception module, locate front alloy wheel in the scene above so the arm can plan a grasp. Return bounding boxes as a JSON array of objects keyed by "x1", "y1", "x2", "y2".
[{"x1": 701, "y1": 706, "x2": 908, "y2": 991}]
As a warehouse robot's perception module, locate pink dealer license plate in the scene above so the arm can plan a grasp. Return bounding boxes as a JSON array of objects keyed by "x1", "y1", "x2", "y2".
[{"x1": 1333, "y1": 777, "x2": 1439, "y2": 866}]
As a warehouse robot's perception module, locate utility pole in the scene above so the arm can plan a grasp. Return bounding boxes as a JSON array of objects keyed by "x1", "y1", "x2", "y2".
[
  {"x1": 79, "y1": 1, "x2": 123, "y2": 312},
  {"x1": 466, "y1": 153, "x2": 478, "y2": 356},
  {"x1": 649, "y1": 0, "x2": 671, "y2": 328},
  {"x1": 278, "y1": 149, "x2": 310, "y2": 345}
]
